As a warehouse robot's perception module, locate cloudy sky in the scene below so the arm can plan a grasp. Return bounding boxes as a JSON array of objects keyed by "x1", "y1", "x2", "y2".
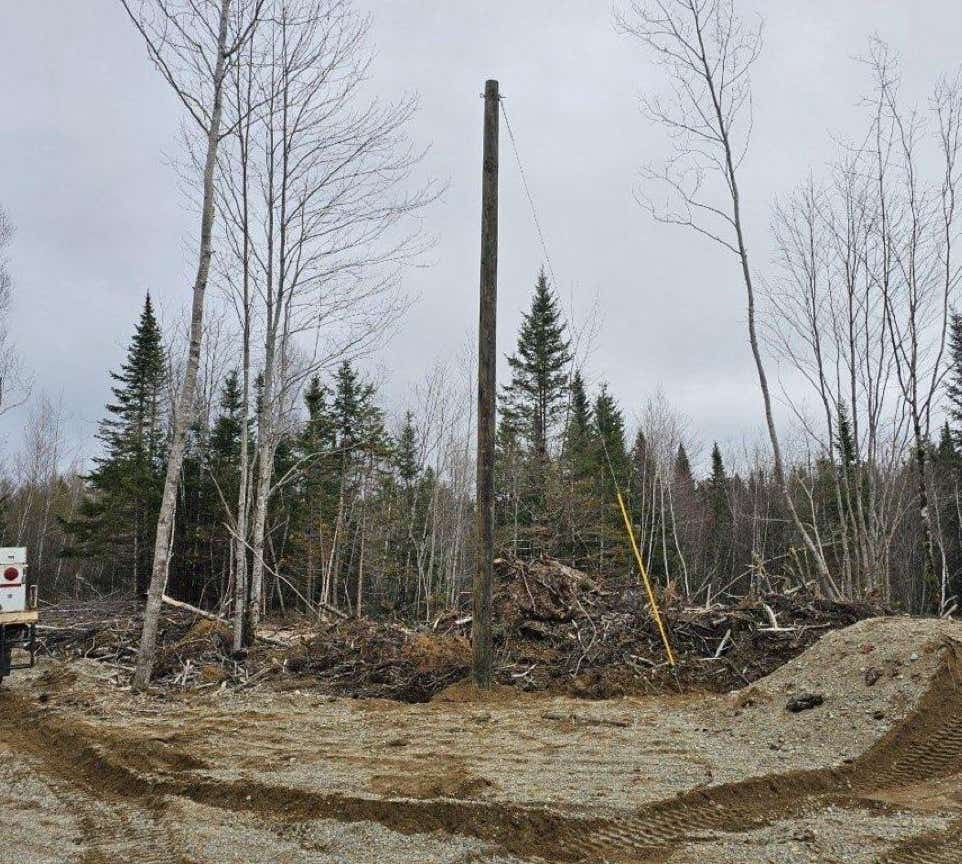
[{"x1": 2, "y1": 1, "x2": 961, "y2": 469}]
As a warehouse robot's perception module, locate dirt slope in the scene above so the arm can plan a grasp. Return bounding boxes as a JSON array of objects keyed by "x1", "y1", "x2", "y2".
[{"x1": 3, "y1": 616, "x2": 962, "y2": 863}]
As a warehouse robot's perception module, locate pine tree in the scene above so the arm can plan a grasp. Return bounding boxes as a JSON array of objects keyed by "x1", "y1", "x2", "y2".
[
  {"x1": 502, "y1": 268, "x2": 572, "y2": 459},
  {"x1": 65, "y1": 294, "x2": 167, "y2": 593}
]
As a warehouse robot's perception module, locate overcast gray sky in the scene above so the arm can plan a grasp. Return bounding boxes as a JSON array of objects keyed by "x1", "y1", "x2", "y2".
[{"x1": 2, "y1": 1, "x2": 961, "y2": 469}]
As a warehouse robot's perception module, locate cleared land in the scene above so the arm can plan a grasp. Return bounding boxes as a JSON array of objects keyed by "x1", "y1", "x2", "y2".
[{"x1": 3, "y1": 616, "x2": 962, "y2": 862}]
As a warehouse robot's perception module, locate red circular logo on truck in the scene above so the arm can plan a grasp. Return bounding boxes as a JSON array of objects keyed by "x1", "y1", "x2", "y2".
[{"x1": 3, "y1": 567, "x2": 19, "y2": 581}]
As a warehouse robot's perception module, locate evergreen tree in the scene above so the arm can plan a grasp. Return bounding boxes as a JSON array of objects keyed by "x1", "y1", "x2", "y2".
[
  {"x1": 705, "y1": 441, "x2": 733, "y2": 581},
  {"x1": 708, "y1": 442, "x2": 728, "y2": 521},
  {"x1": 674, "y1": 443, "x2": 693, "y2": 483},
  {"x1": 395, "y1": 411, "x2": 420, "y2": 490},
  {"x1": 632, "y1": 430, "x2": 656, "y2": 482},
  {"x1": 328, "y1": 361, "x2": 386, "y2": 601},
  {"x1": 835, "y1": 401, "x2": 857, "y2": 478},
  {"x1": 948, "y1": 312, "x2": 962, "y2": 447},
  {"x1": 592, "y1": 383, "x2": 628, "y2": 480},
  {"x1": 502, "y1": 268, "x2": 572, "y2": 458},
  {"x1": 563, "y1": 370, "x2": 593, "y2": 473},
  {"x1": 301, "y1": 375, "x2": 337, "y2": 464},
  {"x1": 188, "y1": 371, "x2": 246, "y2": 593},
  {"x1": 589, "y1": 384, "x2": 629, "y2": 569},
  {"x1": 287, "y1": 376, "x2": 338, "y2": 605},
  {"x1": 494, "y1": 413, "x2": 528, "y2": 552},
  {"x1": 938, "y1": 421, "x2": 959, "y2": 464},
  {"x1": 209, "y1": 370, "x2": 244, "y2": 472},
  {"x1": 629, "y1": 430, "x2": 656, "y2": 520},
  {"x1": 332, "y1": 361, "x2": 383, "y2": 452},
  {"x1": 65, "y1": 294, "x2": 167, "y2": 593}
]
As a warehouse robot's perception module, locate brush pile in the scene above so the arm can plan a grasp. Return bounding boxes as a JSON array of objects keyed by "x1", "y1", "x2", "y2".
[{"x1": 37, "y1": 558, "x2": 887, "y2": 701}]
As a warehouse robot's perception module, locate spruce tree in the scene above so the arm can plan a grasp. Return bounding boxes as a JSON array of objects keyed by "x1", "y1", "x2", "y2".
[
  {"x1": 705, "y1": 442, "x2": 732, "y2": 581},
  {"x1": 332, "y1": 361, "x2": 383, "y2": 452},
  {"x1": 632, "y1": 430, "x2": 656, "y2": 484},
  {"x1": 592, "y1": 383, "x2": 628, "y2": 480},
  {"x1": 209, "y1": 370, "x2": 244, "y2": 472},
  {"x1": 287, "y1": 376, "x2": 338, "y2": 604},
  {"x1": 395, "y1": 411, "x2": 420, "y2": 490},
  {"x1": 502, "y1": 268, "x2": 572, "y2": 458},
  {"x1": 938, "y1": 421, "x2": 959, "y2": 464},
  {"x1": 563, "y1": 370, "x2": 593, "y2": 473},
  {"x1": 674, "y1": 443, "x2": 693, "y2": 483},
  {"x1": 494, "y1": 412, "x2": 527, "y2": 551},
  {"x1": 835, "y1": 401, "x2": 857, "y2": 478},
  {"x1": 948, "y1": 312, "x2": 962, "y2": 447},
  {"x1": 301, "y1": 375, "x2": 337, "y2": 463},
  {"x1": 707, "y1": 442, "x2": 729, "y2": 523},
  {"x1": 589, "y1": 383, "x2": 629, "y2": 569},
  {"x1": 66, "y1": 294, "x2": 167, "y2": 593}
]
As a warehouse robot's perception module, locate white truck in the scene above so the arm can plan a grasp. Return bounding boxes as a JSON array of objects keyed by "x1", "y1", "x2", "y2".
[{"x1": 0, "y1": 547, "x2": 37, "y2": 684}]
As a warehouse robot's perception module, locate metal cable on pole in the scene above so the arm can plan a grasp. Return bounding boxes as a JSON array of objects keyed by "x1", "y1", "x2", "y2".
[
  {"x1": 500, "y1": 98, "x2": 559, "y2": 289},
  {"x1": 500, "y1": 90, "x2": 674, "y2": 667}
]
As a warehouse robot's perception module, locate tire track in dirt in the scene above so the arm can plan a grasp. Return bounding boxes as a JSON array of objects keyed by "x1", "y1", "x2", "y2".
[
  {"x1": 1, "y1": 694, "x2": 189, "y2": 864},
  {"x1": 524, "y1": 640, "x2": 962, "y2": 862},
  {"x1": 877, "y1": 819, "x2": 962, "y2": 864},
  {"x1": 4, "y1": 640, "x2": 962, "y2": 863},
  {"x1": 76, "y1": 810, "x2": 181, "y2": 864},
  {"x1": 0, "y1": 689, "x2": 603, "y2": 862}
]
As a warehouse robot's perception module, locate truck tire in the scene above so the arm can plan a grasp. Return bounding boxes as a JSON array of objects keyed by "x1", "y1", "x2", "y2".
[{"x1": 0, "y1": 642, "x2": 10, "y2": 681}]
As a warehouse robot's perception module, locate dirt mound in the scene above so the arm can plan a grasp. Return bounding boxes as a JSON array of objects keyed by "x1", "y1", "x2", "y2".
[
  {"x1": 431, "y1": 679, "x2": 520, "y2": 704},
  {"x1": 753, "y1": 615, "x2": 961, "y2": 707}
]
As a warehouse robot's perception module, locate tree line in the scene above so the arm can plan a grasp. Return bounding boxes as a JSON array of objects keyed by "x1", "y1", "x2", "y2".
[{"x1": 5, "y1": 260, "x2": 962, "y2": 621}]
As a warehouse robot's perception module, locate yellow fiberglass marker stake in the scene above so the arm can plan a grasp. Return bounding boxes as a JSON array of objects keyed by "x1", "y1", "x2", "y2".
[{"x1": 615, "y1": 488, "x2": 676, "y2": 667}]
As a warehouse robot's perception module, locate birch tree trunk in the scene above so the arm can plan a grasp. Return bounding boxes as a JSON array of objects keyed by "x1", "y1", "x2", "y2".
[{"x1": 131, "y1": 0, "x2": 238, "y2": 691}]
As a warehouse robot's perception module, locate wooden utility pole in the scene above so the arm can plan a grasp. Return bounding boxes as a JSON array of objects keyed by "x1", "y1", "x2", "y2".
[{"x1": 473, "y1": 79, "x2": 499, "y2": 688}]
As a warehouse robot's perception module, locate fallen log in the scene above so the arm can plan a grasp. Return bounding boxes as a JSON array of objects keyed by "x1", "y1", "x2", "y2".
[{"x1": 161, "y1": 595, "x2": 290, "y2": 647}]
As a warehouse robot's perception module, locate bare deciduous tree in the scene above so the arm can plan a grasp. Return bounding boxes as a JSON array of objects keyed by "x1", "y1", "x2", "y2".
[
  {"x1": 866, "y1": 42, "x2": 962, "y2": 601},
  {"x1": 122, "y1": 0, "x2": 265, "y2": 690},
  {"x1": 216, "y1": 0, "x2": 436, "y2": 638},
  {"x1": 766, "y1": 169, "x2": 910, "y2": 601},
  {"x1": 617, "y1": 0, "x2": 836, "y2": 592},
  {"x1": 0, "y1": 207, "x2": 31, "y2": 416}
]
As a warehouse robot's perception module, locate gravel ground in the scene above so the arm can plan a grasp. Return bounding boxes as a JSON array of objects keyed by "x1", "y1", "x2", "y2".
[
  {"x1": 2, "y1": 616, "x2": 961, "y2": 863},
  {"x1": 666, "y1": 804, "x2": 957, "y2": 863}
]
